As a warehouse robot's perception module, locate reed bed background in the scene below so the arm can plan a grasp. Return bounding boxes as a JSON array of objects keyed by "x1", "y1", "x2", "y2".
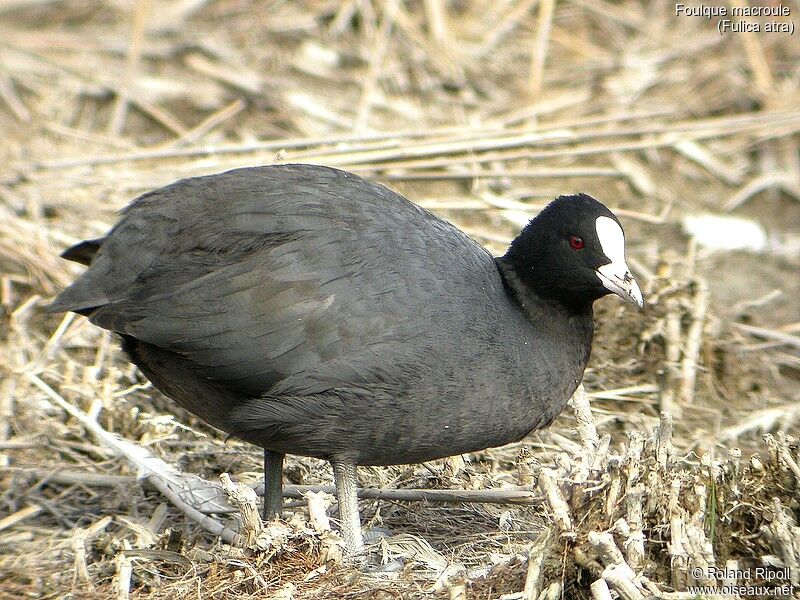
[{"x1": 0, "y1": 1, "x2": 798, "y2": 598}]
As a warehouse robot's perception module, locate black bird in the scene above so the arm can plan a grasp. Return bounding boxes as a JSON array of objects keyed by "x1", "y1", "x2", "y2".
[{"x1": 49, "y1": 164, "x2": 642, "y2": 556}]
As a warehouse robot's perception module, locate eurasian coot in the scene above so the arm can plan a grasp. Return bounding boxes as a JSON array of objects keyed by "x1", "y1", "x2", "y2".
[{"x1": 49, "y1": 164, "x2": 642, "y2": 556}]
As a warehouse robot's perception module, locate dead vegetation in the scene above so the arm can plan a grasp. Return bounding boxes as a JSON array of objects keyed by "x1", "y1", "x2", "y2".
[{"x1": 0, "y1": 0, "x2": 799, "y2": 598}]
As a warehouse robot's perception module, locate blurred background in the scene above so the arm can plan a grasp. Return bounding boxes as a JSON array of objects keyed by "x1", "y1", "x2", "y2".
[{"x1": 0, "y1": 1, "x2": 798, "y2": 598}]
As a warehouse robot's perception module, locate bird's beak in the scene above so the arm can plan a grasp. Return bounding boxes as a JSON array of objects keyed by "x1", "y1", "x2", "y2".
[{"x1": 596, "y1": 262, "x2": 644, "y2": 309}]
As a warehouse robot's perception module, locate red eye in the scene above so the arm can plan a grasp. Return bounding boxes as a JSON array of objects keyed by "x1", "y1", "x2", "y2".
[{"x1": 569, "y1": 235, "x2": 585, "y2": 250}]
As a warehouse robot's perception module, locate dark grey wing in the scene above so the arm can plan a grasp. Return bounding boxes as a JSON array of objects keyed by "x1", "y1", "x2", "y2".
[
  {"x1": 49, "y1": 165, "x2": 443, "y2": 397},
  {"x1": 117, "y1": 233, "x2": 391, "y2": 395}
]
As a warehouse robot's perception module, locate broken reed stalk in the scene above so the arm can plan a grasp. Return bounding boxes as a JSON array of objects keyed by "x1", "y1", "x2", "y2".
[
  {"x1": 733, "y1": 322, "x2": 800, "y2": 351},
  {"x1": 768, "y1": 498, "x2": 800, "y2": 586},
  {"x1": 660, "y1": 298, "x2": 683, "y2": 418},
  {"x1": 220, "y1": 473, "x2": 263, "y2": 549},
  {"x1": 0, "y1": 503, "x2": 42, "y2": 533},
  {"x1": 114, "y1": 542, "x2": 133, "y2": 600},
  {"x1": 537, "y1": 467, "x2": 574, "y2": 537},
  {"x1": 305, "y1": 491, "x2": 343, "y2": 563},
  {"x1": 522, "y1": 543, "x2": 546, "y2": 600},
  {"x1": 71, "y1": 515, "x2": 112, "y2": 586},
  {"x1": 572, "y1": 384, "x2": 599, "y2": 469},
  {"x1": 679, "y1": 278, "x2": 709, "y2": 405},
  {"x1": 624, "y1": 485, "x2": 645, "y2": 571},
  {"x1": 587, "y1": 532, "x2": 644, "y2": 600}
]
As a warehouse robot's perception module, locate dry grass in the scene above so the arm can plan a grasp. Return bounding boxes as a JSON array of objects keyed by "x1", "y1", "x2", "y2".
[{"x1": 1, "y1": 1, "x2": 799, "y2": 598}]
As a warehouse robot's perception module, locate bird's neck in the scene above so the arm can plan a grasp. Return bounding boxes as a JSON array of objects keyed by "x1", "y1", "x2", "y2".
[
  {"x1": 495, "y1": 257, "x2": 594, "y2": 324},
  {"x1": 495, "y1": 257, "x2": 595, "y2": 424}
]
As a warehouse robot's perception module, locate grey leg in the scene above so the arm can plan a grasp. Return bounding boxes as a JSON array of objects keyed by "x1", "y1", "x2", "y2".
[
  {"x1": 263, "y1": 449, "x2": 284, "y2": 520},
  {"x1": 332, "y1": 459, "x2": 363, "y2": 557}
]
